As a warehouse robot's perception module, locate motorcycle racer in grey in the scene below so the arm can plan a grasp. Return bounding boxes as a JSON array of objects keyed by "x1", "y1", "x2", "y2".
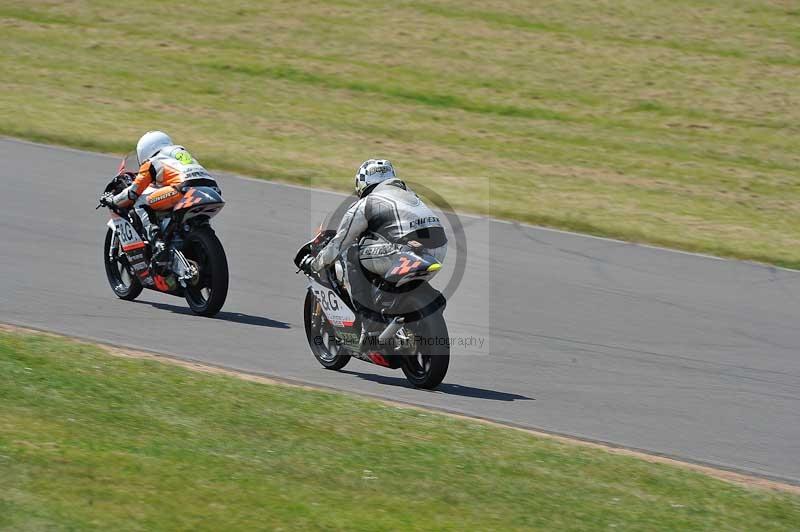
[
  {"x1": 299, "y1": 159, "x2": 448, "y2": 323},
  {"x1": 295, "y1": 159, "x2": 451, "y2": 388}
]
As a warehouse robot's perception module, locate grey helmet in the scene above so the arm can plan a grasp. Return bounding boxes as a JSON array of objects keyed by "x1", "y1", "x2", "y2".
[
  {"x1": 355, "y1": 159, "x2": 396, "y2": 197},
  {"x1": 136, "y1": 131, "x2": 173, "y2": 164}
]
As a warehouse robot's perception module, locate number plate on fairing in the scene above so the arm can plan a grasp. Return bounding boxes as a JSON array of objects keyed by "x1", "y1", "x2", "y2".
[
  {"x1": 109, "y1": 215, "x2": 150, "y2": 278},
  {"x1": 111, "y1": 216, "x2": 143, "y2": 250},
  {"x1": 309, "y1": 279, "x2": 356, "y2": 328}
]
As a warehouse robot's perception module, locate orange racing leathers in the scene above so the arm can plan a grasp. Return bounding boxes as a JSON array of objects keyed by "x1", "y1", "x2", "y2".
[{"x1": 112, "y1": 145, "x2": 211, "y2": 240}]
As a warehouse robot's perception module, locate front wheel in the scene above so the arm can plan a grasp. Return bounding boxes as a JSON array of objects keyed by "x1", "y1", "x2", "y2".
[
  {"x1": 304, "y1": 290, "x2": 350, "y2": 370},
  {"x1": 103, "y1": 228, "x2": 143, "y2": 301},
  {"x1": 401, "y1": 312, "x2": 450, "y2": 389},
  {"x1": 183, "y1": 227, "x2": 229, "y2": 317}
]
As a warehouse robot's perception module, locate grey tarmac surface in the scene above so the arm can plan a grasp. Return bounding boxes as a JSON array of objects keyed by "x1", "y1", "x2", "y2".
[{"x1": 1, "y1": 138, "x2": 799, "y2": 484}]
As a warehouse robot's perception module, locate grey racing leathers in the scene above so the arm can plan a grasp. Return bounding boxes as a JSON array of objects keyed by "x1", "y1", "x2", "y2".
[{"x1": 310, "y1": 179, "x2": 447, "y2": 304}]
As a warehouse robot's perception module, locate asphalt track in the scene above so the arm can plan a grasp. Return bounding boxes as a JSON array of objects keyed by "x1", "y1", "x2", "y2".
[{"x1": 2, "y1": 138, "x2": 799, "y2": 484}]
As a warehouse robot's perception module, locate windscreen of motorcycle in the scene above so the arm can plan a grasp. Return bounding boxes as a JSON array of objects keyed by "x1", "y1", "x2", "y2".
[{"x1": 120, "y1": 151, "x2": 140, "y2": 175}]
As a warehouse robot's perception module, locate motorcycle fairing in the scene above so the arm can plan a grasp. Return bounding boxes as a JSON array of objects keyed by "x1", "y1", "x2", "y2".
[
  {"x1": 107, "y1": 214, "x2": 151, "y2": 283},
  {"x1": 106, "y1": 214, "x2": 184, "y2": 295},
  {"x1": 293, "y1": 230, "x2": 336, "y2": 270},
  {"x1": 308, "y1": 278, "x2": 356, "y2": 328},
  {"x1": 381, "y1": 249, "x2": 441, "y2": 286},
  {"x1": 174, "y1": 185, "x2": 225, "y2": 223}
]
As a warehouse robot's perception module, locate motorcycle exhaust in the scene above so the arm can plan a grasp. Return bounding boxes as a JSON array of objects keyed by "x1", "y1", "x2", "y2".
[
  {"x1": 170, "y1": 249, "x2": 198, "y2": 287},
  {"x1": 357, "y1": 317, "x2": 405, "y2": 350},
  {"x1": 378, "y1": 317, "x2": 405, "y2": 343}
]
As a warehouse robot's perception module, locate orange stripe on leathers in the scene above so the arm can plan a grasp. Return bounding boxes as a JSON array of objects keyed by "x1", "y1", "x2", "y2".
[
  {"x1": 131, "y1": 161, "x2": 153, "y2": 196},
  {"x1": 147, "y1": 186, "x2": 182, "y2": 210},
  {"x1": 159, "y1": 163, "x2": 185, "y2": 187}
]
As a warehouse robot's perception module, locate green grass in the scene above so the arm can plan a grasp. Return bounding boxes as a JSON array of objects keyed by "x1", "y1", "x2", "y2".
[
  {"x1": 1, "y1": 331, "x2": 799, "y2": 530},
  {"x1": 1, "y1": 1, "x2": 800, "y2": 266}
]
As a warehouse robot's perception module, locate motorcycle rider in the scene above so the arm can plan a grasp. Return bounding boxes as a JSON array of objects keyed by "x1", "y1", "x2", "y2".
[
  {"x1": 99, "y1": 131, "x2": 211, "y2": 250},
  {"x1": 299, "y1": 159, "x2": 447, "y2": 324}
]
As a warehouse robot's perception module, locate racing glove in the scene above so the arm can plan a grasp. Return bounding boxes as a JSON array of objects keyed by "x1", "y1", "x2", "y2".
[
  {"x1": 98, "y1": 192, "x2": 115, "y2": 207},
  {"x1": 297, "y1": 255, "x2": 315, "y2": 274}
]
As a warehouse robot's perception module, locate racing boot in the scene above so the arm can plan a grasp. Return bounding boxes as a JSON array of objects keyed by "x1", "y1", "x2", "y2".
[{"x1": 144, "y1": 220, "x2": 170, "y2": 266}]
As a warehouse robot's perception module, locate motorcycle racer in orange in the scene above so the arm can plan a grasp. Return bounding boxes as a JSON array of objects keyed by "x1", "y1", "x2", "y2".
[{"x1": 99, "y1": 131, "x2": 213, "y2": 250}]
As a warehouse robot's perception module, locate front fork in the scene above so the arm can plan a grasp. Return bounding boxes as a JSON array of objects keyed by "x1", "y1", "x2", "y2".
[
  {"x1": 108, "y1": 231, "x2": 119, "y2": 263},
  {"x1": 310, "y1": 297, "x2": 323, "y2": 330}
]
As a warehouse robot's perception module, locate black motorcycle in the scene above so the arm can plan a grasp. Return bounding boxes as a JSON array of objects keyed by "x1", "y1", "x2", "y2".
[
  {"x1": 294, "y1": 229, "x2": 450, "y2": 389},
  {"x1": 98, "y1": 153, "x2": 229, "y2": 316}
]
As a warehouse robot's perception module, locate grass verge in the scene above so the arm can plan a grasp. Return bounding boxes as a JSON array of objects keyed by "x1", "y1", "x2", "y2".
[
  {"x1": 1, "y1": 329, "x2": 799, "y2": 530},
  {"x1": 1, "y1": 1, "x2": 800, "y2": 267}
]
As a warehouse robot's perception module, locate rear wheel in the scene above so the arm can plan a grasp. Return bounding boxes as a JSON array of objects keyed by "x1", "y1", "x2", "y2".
[
  {"x1": 304, "y1": 290, "x2": 350, "y2": 370},
  {"x1": 401, "y1": 312, "x2": 450, "y2": 389},
  {"x1": 183, "y1": 227, "x2": 229, "y2": 317},
  {"x1": 103, "y1": 228, "x2": 143, "y2": 301}
]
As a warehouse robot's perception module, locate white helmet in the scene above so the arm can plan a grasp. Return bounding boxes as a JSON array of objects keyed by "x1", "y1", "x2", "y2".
[
  {"x1": 136, "y1": 131, "x2": 173, "y2": 164},
  {"x1": 355, "y1": 159, "x2": 396, "y2": 197}
]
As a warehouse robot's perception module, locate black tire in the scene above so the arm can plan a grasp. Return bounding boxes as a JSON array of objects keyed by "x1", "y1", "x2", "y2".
[
  {"x1": 304, "y1": 290, "x2": 350, "y2": 370},
  {"x1": 182, "y1": 227, "x2": 229, "y2": 317},
  {"x1": 103, "y1": 228, "x2": 143, "y2": 301},
  {"x1": 401, "y1": 311, "x2": 450, "y2": 389}
]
